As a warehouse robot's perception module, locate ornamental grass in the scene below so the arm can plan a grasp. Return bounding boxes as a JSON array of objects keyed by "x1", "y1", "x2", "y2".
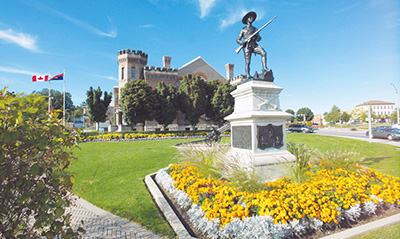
[{"x1": 156, "y1": 144, "x2": 400, "y2": 238}]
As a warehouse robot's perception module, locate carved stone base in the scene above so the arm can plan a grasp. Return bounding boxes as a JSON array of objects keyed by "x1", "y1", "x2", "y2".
[{"x1": 225, "y1": 78, "x2": 295, "y2": 181}]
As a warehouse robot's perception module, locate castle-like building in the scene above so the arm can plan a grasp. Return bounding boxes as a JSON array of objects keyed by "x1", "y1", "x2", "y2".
[{"x1": 112, "y1": 49, "x2": 235, "y2": 131}]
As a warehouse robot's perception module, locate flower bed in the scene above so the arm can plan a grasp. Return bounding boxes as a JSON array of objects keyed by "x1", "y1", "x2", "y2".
[
  {"x1": 79, "y1": 131, "x2": 230, "y2": 142},
  {"x1": 156, "y1": 163, "x2": 400, "y2": 238}
]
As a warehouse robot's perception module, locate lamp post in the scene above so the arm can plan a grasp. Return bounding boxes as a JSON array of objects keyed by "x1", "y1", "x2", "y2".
[{"x1": 390, "y1": 83, "x2": 399, "y2": 125}]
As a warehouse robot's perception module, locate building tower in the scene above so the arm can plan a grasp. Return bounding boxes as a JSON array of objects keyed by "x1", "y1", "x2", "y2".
[{"x1": 114, "y1": 49, "x2": 148, "y2": 126}]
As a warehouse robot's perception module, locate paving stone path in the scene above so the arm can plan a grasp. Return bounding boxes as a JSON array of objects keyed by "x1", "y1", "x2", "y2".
[{"x1": 65, "y1": 195, "x2": 163, "y2": 239}]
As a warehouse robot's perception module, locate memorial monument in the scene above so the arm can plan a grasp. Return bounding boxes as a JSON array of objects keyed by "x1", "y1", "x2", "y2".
[{"x1": 226, "y1": 12, "x2": 295, "y2": 181}]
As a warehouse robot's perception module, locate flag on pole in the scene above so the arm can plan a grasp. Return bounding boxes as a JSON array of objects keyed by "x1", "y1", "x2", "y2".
[
  {"x1": 50, "y1": 73, "x2": 64, "y2": 81},
  {"x1": 32, "y1": 75, "x2": 49, "y2": 82}
]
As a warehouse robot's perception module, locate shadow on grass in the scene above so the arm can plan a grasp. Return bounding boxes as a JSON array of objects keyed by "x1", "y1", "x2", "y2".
[{"x1": 362, "y1": 157, "x2": 389, "y2": 165}]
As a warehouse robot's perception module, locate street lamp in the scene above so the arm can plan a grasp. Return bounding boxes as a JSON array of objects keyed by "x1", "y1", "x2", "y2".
[{"x1": 390, "y1": 83, "x2": 399, "y2": 125}]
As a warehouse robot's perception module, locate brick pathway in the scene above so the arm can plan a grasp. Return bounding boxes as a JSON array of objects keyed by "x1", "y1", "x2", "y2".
[{"x1": 65, "y1": 195, "x2": 163, "y2": 239}]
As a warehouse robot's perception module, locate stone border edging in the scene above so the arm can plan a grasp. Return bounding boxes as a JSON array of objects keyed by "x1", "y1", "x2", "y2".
[
  {"x1": 144, "y1": 174, "x2": 196, "y2": 239},
  {"x1": 319, "y1": 213, "x2": 400, "y2": 239},
  {"x1": 146, "y1": 172, "x2": 400, "y2": 239}
]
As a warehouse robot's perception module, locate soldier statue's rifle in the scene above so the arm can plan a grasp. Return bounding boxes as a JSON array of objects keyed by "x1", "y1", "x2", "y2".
[{"x1": 235, "y1": 16, "x2": 277, "y2": 54}]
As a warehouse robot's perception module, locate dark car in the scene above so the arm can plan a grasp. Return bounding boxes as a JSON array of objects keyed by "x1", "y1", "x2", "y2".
[
  {"x1": 287, "y1": 124, "x2": 314, "y2": 133},
  {"x1": 366, "y1": 127, "x2": 400, "y2": 140}
]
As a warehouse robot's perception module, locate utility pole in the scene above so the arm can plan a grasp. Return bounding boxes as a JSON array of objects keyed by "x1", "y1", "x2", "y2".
[{"x1": 390, "y1": 83, "x2": 399, "y2": 125}]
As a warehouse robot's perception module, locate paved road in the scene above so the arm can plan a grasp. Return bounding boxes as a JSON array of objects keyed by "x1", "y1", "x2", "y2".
[{"x1": 311, "y1": 127, "x2": 400, "y2": 147}]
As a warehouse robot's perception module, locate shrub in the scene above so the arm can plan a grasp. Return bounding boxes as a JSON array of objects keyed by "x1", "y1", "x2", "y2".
[{"x1": 0, "y1": 89, "x2": 83, "y2": 238}]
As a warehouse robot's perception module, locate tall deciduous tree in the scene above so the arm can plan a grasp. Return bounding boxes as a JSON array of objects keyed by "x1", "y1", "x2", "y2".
[
  {"x1": 33, "y1": 88, "x2": 74, "y2": 118},
  {"x1": 86, "y1": 86, "x2": 112, "y2": 130},
  {"x1": 204, "y1": 79, "x2": 222, "y2": 121},
  {"x1": 178, "y1": 74, "x2": 207, "y2": 129},
  {"x1": 285, "y1": 109, "x2": 295, "y2": 123},
  {"x1": 154, "y1": 82, "x2": 178, "y2": 130},
  {"x1": 120, "y1": 79, "x2": 156, "y2": 127},
  {"x1": 211, "y1": 81, "x2": 236, "y2": 127},
  {"x1": 296, "y1": 107, "x2": 314, "y2": 121},
  {"x1": 325, "y1": 105, "x2": 341, "y2": 123}
]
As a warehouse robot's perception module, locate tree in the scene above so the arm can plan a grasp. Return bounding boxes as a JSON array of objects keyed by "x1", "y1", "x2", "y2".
[
  {"x1": 33, "y1": 89, "x2": 74, "y2": 119},
  {"x1": 204, "y1": 79, "x2": 222, "y2": 121},
  {"x1": 210, "y1": 81, "x2": 236, "y2": 127},
  {"x1": 325, "y1": 105, "x2": 341, "y2": 123},
  {"x1": 0, "y1": 88, "x2": 83, "y2": 237},
  {"x1": 285, "y1": 109, "x2": 295, "y2": 123},
  {"x1": 154, "y1": 82, "x2": 178, "y2": 130},
  {"x1": 341, "y1": 111, "x2": 351, "y2": 123},
  {"x1": 120, "y1": 79, "x2": 156, "y2": 126},
  {"x1": 390, "y1": 110, "x2": 398, "y2": 123},
  {"x1": 295, "y1": 107, "x2": 314, "y2": 121},
  {"x1": 86, "y1": 86, "x2": 112, "y2": 130},
  {"x1": 178, "y1": 74, "x2": 207, "y2": 129}
]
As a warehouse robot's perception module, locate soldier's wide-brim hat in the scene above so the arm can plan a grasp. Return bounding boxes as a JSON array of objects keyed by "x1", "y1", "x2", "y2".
[{"x1": 242, "y1": 11, "x2": 257, "y2": 24}]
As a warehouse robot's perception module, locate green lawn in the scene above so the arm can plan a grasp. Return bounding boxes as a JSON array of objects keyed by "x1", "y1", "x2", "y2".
[{"x1": 69, "y1": 135, "x2": 400, "y2": 238}]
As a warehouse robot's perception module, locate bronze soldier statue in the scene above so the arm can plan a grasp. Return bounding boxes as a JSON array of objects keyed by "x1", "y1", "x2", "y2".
[{"x1": 236, "y1": 12, "x2": 275, "y2": 79}]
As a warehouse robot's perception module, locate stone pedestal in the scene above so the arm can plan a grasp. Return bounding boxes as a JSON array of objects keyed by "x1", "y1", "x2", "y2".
[{"x1": 225, "y1": 79, "x2": 295, "y2": 181}]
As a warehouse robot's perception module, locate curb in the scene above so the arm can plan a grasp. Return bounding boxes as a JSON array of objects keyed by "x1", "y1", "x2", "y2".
[
  {"x1": 320, "y1": 213, "x2": 400, "y2": 239},
  {"x1": 144, "y1": 174, "x2": 196, "y2": 239},
  {"x1": 146, "y1": 172, "x2": 400, "y2": 239}
]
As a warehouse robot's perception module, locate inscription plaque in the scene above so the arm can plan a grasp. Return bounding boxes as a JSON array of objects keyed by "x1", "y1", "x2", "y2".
[
  {"x1": 232, "y1": 126, "x2": 252, "y2": 149},
  {"x1": 257, "y1": 124, "x2": 283, "y2": 150}
]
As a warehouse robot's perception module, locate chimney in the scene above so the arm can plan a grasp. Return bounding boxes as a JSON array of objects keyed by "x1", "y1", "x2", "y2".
[
  {"x1": 225, "y1": 63, "x2": 234, "y2": 80},
  {"x1": 163, "y1": 56, "x2": 171, "y2": 68}
]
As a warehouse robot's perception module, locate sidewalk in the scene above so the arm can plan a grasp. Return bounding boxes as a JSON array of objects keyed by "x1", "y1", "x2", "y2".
[{"x1": 66, "y1": 195, "x2": 163, "y2": 239}]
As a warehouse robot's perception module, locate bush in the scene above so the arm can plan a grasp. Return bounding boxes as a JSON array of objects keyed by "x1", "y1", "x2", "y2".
[{"x1": 0, "y1": 89, "x2": 83, "y2": 238}]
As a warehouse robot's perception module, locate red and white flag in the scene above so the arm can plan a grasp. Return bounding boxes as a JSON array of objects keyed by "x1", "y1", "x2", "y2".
[{"x1": 32, "y1": 75, "x2": 49, "y2": 82}]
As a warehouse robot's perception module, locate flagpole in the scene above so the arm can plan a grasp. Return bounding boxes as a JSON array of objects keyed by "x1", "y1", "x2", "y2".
[
  {"x1": 48, "y1": 72, "x2": 51, "y2": 113},
  {"x1": 63, "y1": 70, "x2": 66, "y2": 126}
]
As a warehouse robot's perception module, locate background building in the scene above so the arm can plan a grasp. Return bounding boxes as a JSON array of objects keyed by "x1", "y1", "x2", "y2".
[
  {"x1": 355, "y1": 100, "x2": 396, "y2": 121},
  {"x1": 112, "y1": 49, "x2": 231, "y2": 131}
]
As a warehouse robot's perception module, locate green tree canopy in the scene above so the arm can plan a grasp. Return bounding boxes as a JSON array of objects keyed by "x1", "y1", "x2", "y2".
[
  {"x1": 204, "y1": 79, "x2": 222, "y2": 121},
  {"x1": 33, "y1": 88, "x2": 73, "y2": 118},
  {"x1": 285, "y1": 109, "x2": 295, "y2": 123},
  {"x1": 296, "y1": 107, "x2": 314, "y2": 121},
  {"x1": 120, "y1": 79, "x2": 156, "y2": 126},
  {"x1": 154, "y1": 82, "x2": 178, "y2": 130},
  {"x1": 0, "y1": 88, "x2": 83, "y2": 237},
  {"x1": 178, "y1": 74, "x2": 207, "y2": 128},
  {"x1": 341, "y1": 111, "x2": 351, "y2": 123},
  {"x1": 210, "y1": 81, "x2": 236, "y2": 127},
  {"x1": 86, "y1": 86, "x2": 112, "y2": 130},
  {"x1": 325, "y1": 105, "x2": 341, "y2": 123}
]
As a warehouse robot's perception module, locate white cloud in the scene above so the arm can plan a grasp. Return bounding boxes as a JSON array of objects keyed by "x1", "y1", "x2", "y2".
[
  {"x1": 89, "y1": 73, "x2": 118, "y2": 82},
  {"x1": 0, "y1": 66, "x2": 41, "y2": 76},
  {"x1": 139, "y1": 24, "x2": 155, "y2": 28},
  {"x1": 220, "y1": 9, "x2": 248, "y2": 29},
  {"x1": 33, "y1": 3, "x2": 117, "y2": 38},
  {"x1": 198, "y1": 0, "x2": 218, "y2": 18},
  {"x1": 0, "y1": 29, "x2": 40, "y2": 52}
]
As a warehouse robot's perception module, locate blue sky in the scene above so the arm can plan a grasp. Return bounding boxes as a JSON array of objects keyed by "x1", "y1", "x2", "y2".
[{"x1": 0, "y1": 0, "x2": 398, "y2": 114}]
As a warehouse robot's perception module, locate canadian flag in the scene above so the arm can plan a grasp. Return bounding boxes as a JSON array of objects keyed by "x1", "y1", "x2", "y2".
[{"x1": 32, "y1": 75, "x2": 49, "y2": 82}]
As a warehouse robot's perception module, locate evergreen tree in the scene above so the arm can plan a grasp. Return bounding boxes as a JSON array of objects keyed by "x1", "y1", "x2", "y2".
[
  {"x1": 341, "y1": 111, "x2": 351, "y2": 123},
  {"x1": 178, "y1": 74, "x2": 207, "y2": 129},
  {"x1": 86, "y1": 86, "x2": 112, "y2": 130},
  {"x1": 211, "y1": 81, "x2": 236, "y2": 127},
  {"x1": 154, "y1": 82, "x2": 178, "y2": 130},
  {"x1": 120, "y1": 79, "x2": 156, "y2": 126}
]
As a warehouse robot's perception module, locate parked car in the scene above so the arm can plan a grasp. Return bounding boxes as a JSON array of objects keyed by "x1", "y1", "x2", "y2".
[
  {"x1": 366, "y1": 127, "x2": 400, "y2": 140},
  {"x1": 366, "y1": 126, "x2": 393, "y2": 136},
  {"x1": 287, "y1": 124, "x2": 314, "y2": 133}
]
